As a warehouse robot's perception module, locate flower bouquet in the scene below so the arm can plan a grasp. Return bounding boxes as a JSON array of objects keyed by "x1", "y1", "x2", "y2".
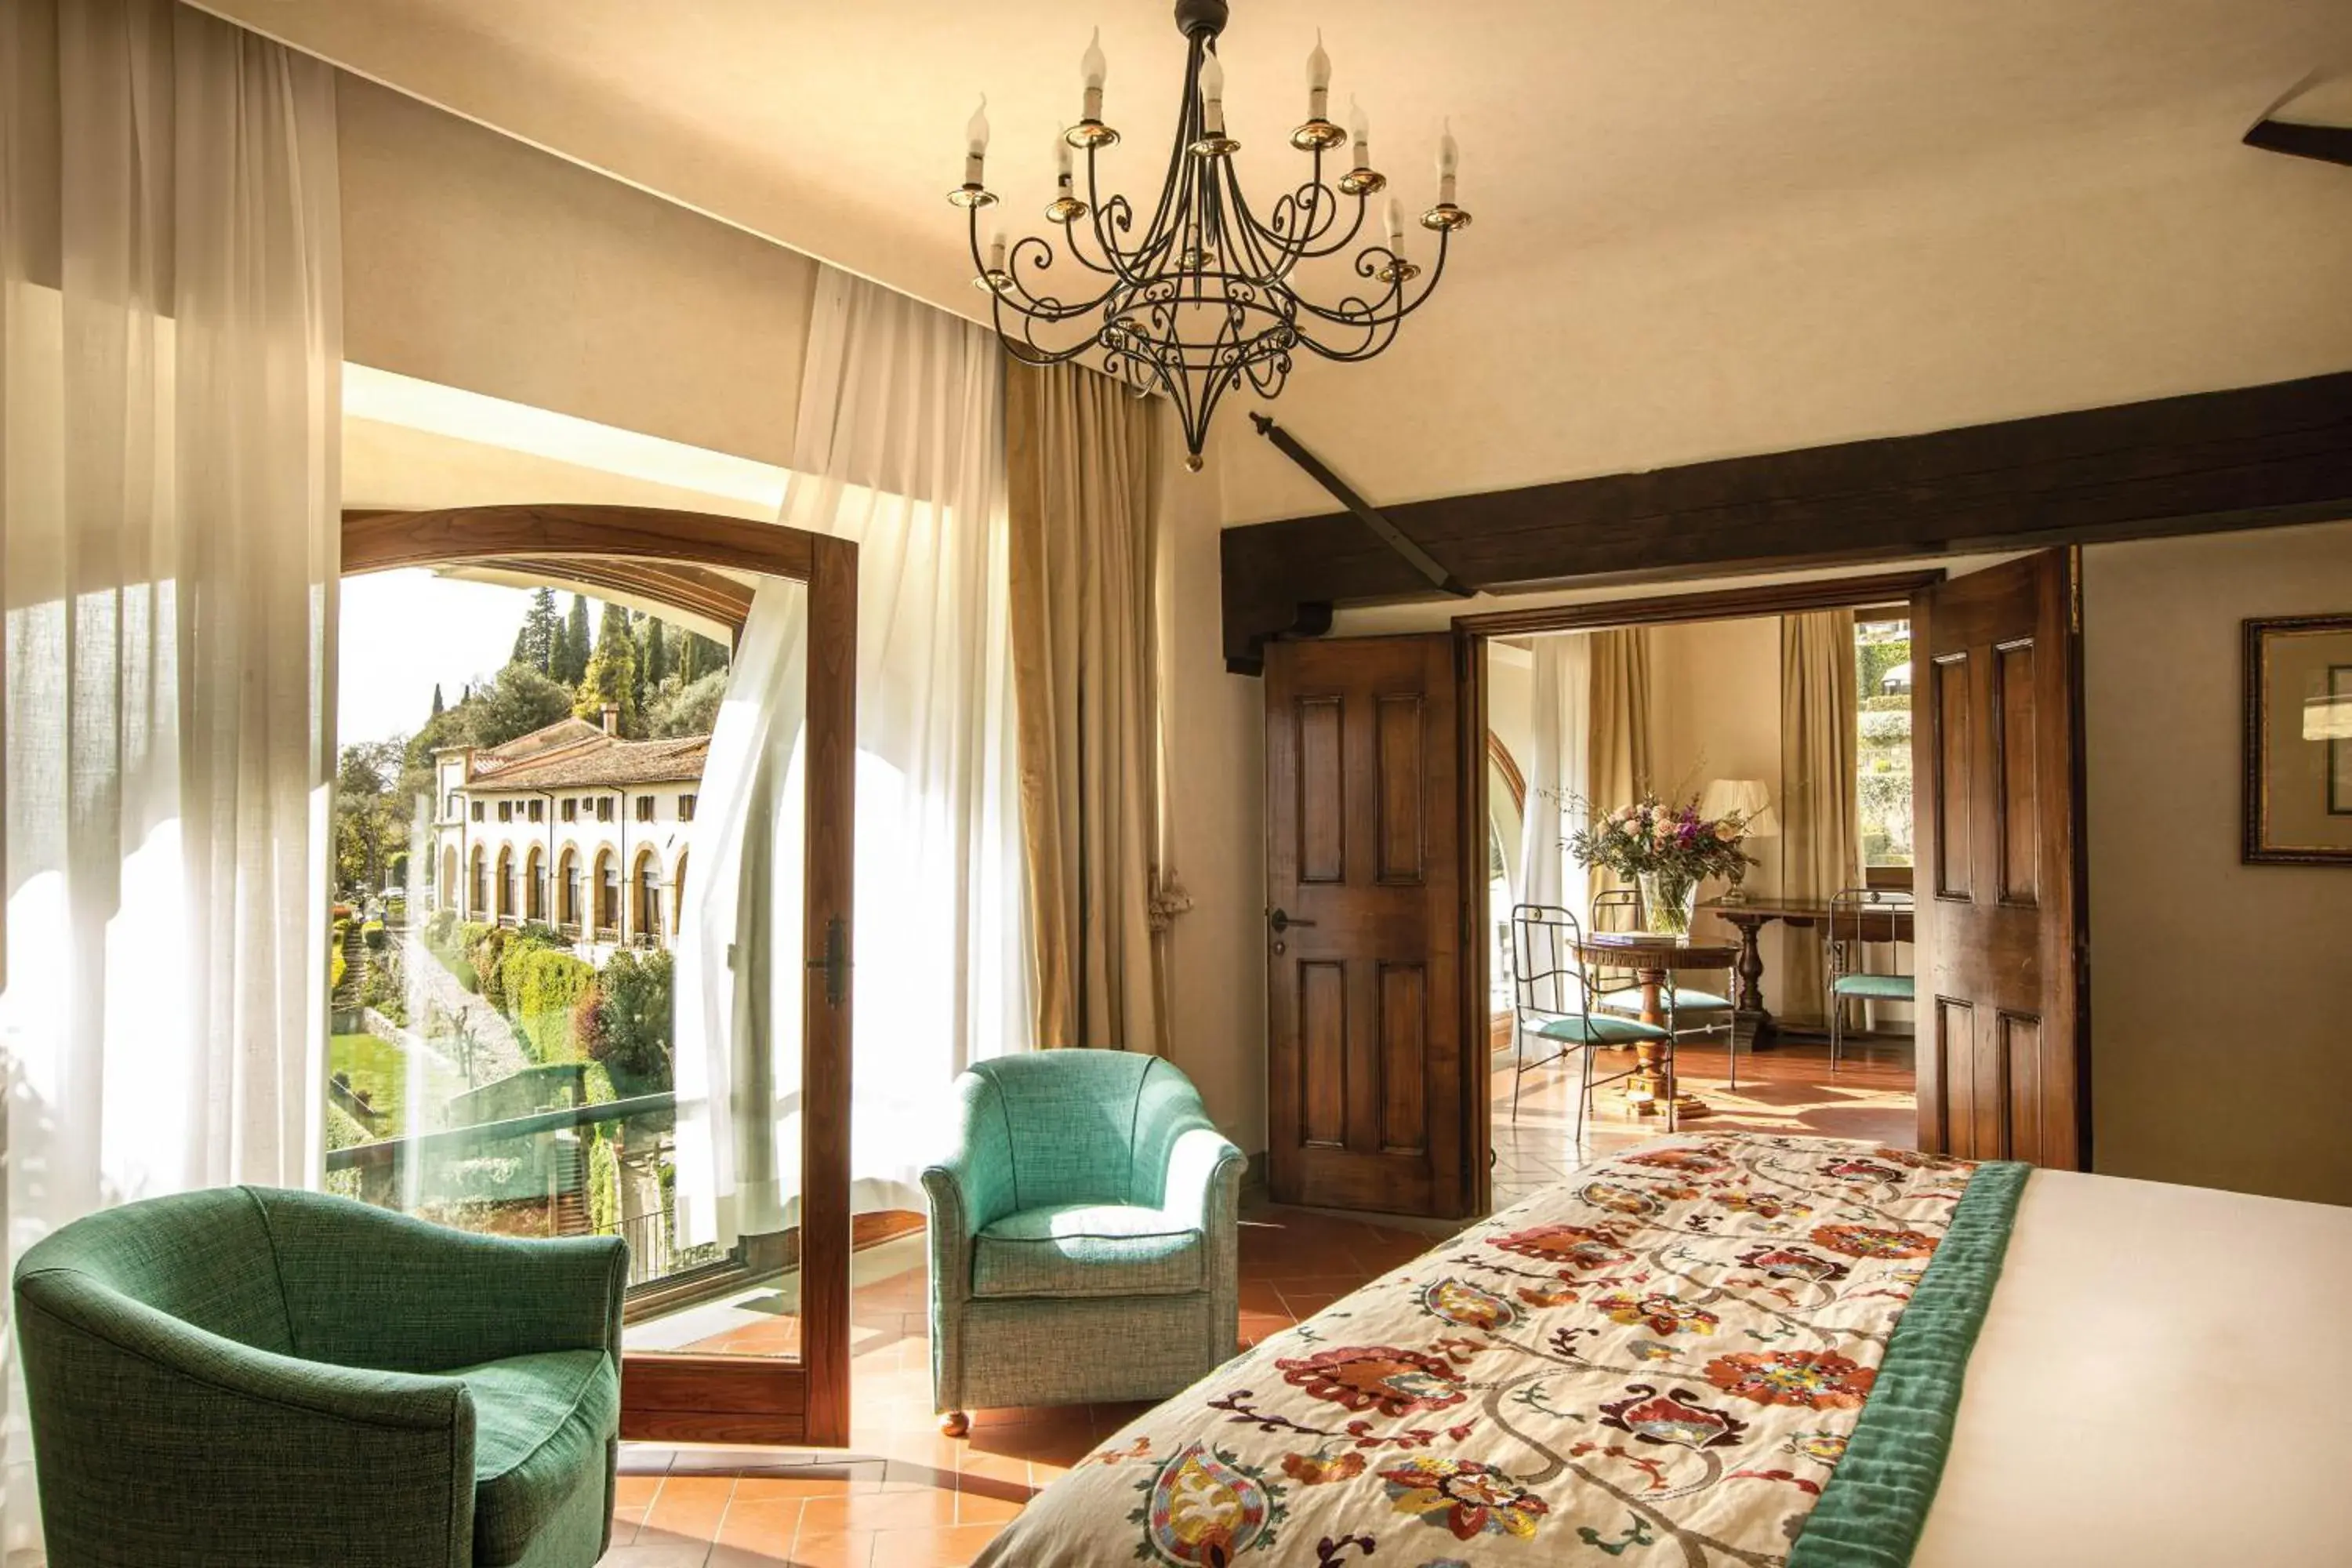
[{"x1": 1570, "y1": 793, "x2": 1759, "y2": 938}]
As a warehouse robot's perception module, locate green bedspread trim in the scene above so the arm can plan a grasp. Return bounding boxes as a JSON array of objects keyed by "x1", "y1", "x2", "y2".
[{"x1": 1788, "y1": 1159, "x2": 2031, "y2": 1568}]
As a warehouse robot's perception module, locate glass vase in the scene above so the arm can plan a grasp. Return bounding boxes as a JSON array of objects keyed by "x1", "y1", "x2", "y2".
[{"x1": 1637, "y1": 870, "x2": 1699, "y2": 938}]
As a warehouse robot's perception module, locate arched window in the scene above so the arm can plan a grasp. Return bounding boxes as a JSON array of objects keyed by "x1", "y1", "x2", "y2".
[
  {"x1": 496, "y1": 847, "x2": 516, "y2": 921},
  {"x1": 633, "y1": 850, "x2": 661, "y2": 946},
  {"x1": 470, "y1": 847, "x2": 488, "y2": 916},
  {"x1": 672, "y1": 851, "x2": 688, "y2": 936},
  {"x1": 524, "y1": 846, "x2": 546, "y2": 921},
  {"x1": 441, "y1": 846, "x2": 458, "y2": 909},
  {"x1": 593, "y1": 850, "x2": 618, "y2": 936},
  {"x1": 558, "y1": 848, "x2": 582, "y2": 929}
]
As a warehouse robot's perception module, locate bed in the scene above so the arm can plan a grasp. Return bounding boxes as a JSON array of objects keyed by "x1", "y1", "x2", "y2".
[{"x1": 974, "y1": 1131, "x2": 2352, "y2": 1566}]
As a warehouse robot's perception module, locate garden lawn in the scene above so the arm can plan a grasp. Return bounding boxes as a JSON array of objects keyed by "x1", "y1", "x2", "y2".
[{"x1": 330, "y1": 1032, "x2": 466, "y2": 1142}]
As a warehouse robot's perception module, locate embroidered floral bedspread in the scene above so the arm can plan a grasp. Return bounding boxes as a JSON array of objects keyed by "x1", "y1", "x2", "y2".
[{"x1": 975, "y1": 1133, "x2": 1987, "y2": 1568}]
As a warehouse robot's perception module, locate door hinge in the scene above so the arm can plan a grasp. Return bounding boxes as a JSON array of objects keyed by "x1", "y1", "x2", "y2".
[{"x1": 808, "y1": 916, "x2": 849, "y2": 1007}]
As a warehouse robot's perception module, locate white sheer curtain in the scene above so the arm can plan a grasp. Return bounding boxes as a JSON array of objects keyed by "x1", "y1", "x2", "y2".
[
  {"x1": 674, "y1": 268, "x2": 1027, "y2": 1248},
  {"x1": 0, "y1": 0, "x2": 339, "y2": 1549},
  {"x1": 1518, "y1": 634, "x2": 1592, "y2": 918}
]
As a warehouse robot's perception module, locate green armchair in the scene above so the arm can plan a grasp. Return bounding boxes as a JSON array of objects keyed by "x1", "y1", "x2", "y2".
[
  {"x1": 13, "y1": 1186, "x2": 626, "y2": 1567},
  {"x1": 922, "y1": 1050, "x2": 1246, "y2": 1433}
]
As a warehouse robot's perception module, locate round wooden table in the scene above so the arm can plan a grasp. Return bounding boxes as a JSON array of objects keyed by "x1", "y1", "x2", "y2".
[{"x1": 1570, "y1": 934, "x2": 1739, "y2": 1121}]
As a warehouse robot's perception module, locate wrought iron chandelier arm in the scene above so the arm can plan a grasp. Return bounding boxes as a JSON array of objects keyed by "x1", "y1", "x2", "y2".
[
  {"x1": 968, "y1": 213, "x2": 1130, "y2": 328},
  {"x1": 1049, "y1": 205, "x2": 1127, "y2": 279},
  {"x1": 1222, "y1": 149, "x2": 1358, "y2": 268},
  {"x1": 1208, "y1": 158, "x2": 1300, "y2": 287},
  {"x1": 1289, "y1": 231, "x2": 1453, "y2": 361},
  {"x1": 1081, "y1": 38, "x2": 1203, "y2": 284},
  {"x1": 985, "y1": 267, "x2": 1119, "y2": 368}
]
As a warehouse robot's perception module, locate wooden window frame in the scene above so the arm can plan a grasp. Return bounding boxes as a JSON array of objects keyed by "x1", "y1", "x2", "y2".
[{"x1": 342, "y1": 502, "x2": 858, "y2": 1447}]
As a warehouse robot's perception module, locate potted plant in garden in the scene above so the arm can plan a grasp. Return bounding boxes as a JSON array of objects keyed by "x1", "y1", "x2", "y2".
[{"x1": 1570, "y1": 793, "x2": 1759, "y2": 938}]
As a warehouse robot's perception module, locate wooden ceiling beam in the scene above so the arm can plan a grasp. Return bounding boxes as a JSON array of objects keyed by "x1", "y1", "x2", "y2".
[
  {"x1": 1220, "y1": 371, "x2": 2352, "y2": 673},
  {"x1": 2243, "y1": 118, "x2": 2352, "y2": 169}
]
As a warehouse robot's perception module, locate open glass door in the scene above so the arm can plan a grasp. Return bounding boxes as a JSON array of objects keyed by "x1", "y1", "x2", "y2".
[{"x1": 331, "y1": 506, "x2": 856, "y2": 1445}]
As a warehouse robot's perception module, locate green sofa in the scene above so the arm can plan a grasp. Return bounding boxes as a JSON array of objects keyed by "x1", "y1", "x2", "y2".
[
  {"x1": 921, "y1": 1050, "x2": 1247, "y2": 1432},
  {"x1": 13, "y1": 1186, "x2": 626, "y2": 1567}
]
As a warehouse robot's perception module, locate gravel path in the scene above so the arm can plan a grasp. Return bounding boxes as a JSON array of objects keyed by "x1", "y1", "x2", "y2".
[{"x1": 402, "y1": 935, "x2": 530, "y2": 1087}]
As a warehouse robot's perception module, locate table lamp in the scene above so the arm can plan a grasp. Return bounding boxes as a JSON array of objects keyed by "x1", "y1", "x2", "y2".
[{"x1": 1700, "y1": 779, "x2": 1778, "y2": 904}]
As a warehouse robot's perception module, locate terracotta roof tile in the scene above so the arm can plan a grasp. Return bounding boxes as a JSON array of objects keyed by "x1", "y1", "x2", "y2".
[
  {"x1": 474, "y1": 716, "x2": 606, "y2": 768},
  {"x1": 470, "y1": 730, "x2": 708, "y2": 791}
]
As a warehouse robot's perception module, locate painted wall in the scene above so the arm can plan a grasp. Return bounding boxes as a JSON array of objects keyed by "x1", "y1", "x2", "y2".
[
  {"x1": 1648, "y1": 618, "x2": 1802, "y2": 1003},
  {"x1": 1157, "y1": 442, "x2": 1269, "y2": 1152},
  {"x1": 339, "y1": 75, "x2": 815, "y2": 466},
  {"x1": 2084, "y1": 520, "x2": 2352, "y2": 1206},
  {"x1": 1486, "y1": 643, "x2": 1533, "y2": 897}
]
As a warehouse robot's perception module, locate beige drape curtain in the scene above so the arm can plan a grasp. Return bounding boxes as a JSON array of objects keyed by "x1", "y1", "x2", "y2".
[
  {"x1": 1780, "y1": 609, "x2": 1860, "y2": 1025},
  {"x1": 1585, "y1": 627, "x2": 1654, "y2": 899},
  {"x1": 1006, "y1": 362, "x2": 1163, "y2": 1053}
]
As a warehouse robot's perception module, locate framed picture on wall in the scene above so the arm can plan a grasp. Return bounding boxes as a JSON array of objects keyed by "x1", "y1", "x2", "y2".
[{"x1": 2244, "y1": 613, "x2": 2352, "y2": 864}]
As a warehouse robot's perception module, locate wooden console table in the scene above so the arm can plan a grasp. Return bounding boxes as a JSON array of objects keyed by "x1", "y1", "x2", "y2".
[
  {"x1": 1698, "y1": 895, "x2": 1915, "y2": 1038},
  {"x1": 1568, "y1": 935, "x2": 1740, "y2": 1121}
]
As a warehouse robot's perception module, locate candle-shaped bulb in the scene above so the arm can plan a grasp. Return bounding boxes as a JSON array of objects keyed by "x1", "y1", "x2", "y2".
[
  {"x1": 1056, "y1": 133, "x2": 1073, "y2": 186},
  {"x1": 1385, "y1": 195, "x2": 1406, "y2": 250},
  {"x1": 964, "y1": 96, "x2": 989, "y2": 187},
  {"x1": 1199, "y1": 49, "x2": 1225, "y2": 136},
  {"x1": 1081, "y1": 27, "x2": 1106, "y2": 122},
  {"x1": 1436, "y1": 115, "x2": 1458, "y2": 206},
  {"x1": 989, "y1": 230, "x2": 1007, "y2": 275},
  {"x1": 1349, "y1": 94, "x2": 1370, "y2": 166},
  {"x1": 1307, "y1": 30, "x2": 1331, "y2": 121}
]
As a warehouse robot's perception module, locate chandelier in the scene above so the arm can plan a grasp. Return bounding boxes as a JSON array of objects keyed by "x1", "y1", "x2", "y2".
[{"x1": 949, "y1": 0, "x2": 1470, "y2": 470}]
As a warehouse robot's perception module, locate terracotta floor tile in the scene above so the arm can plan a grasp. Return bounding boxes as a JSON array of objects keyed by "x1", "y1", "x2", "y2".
[
  {"x1": 717, "y1": 1497, "x2": 804, "y2": 1551},
  {"x1": 964, "y1": 1403, "x2": 1080, "y2": 1429},
  {"x1": 772, "y1": 1529, "x2": 876, "y2": 1568},
  {"x1": 869, "y1": 1523, "x2": 1007, "y2": 1568},
  {"x1": 952, "y1": 1472, "x2": 1031, "y2": 1526},
  {"x1": 731, "y1": 1465, "x2": 884, "y2": 1501},
  {"x1": 799, "y1": 1490, "x2": 963, "y2": 1534},
  {"x1": 644, "y1": 1474, "x2": 735, "y2": 1540},
  {"x1": 602, "y1": 1544, "x2": 718, "y2": 1566}
]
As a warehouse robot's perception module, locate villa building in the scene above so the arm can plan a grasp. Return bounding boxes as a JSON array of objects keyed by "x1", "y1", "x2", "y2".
[{"x1": 430, "y1": 706, "x2": 705, "y2": 958}]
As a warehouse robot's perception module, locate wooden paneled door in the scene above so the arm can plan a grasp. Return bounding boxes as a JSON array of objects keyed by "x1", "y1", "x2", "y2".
[
  {"x1": 1911, "y1": 549, "x2": 2090, "y2": 1168},
  {"x1": 1265, "y1": 634, "x2": 1474, "y2": 1218}
]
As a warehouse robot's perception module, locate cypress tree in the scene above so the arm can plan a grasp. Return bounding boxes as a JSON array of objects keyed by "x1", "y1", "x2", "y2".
[
  {"x1": 575, "y1": 601, "x2": 641, "y2": 735},
  {"x1": 563, "y1": 594, "x2": 593, "y2": 685},
  {"x1": 643, "y1": 615, "x2": 670, "y2": 689},
  {"x1": 517, "y1": 586, "x2": 562, "y2": 673},
  {"x1": 430, "y1": 683, "x2": 445, "y2": 717}
]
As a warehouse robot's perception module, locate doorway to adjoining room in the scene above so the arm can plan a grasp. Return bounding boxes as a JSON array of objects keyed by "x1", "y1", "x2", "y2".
[{"x1": 1483, "y1": 601, "x2": 1919, "y2": 1207}]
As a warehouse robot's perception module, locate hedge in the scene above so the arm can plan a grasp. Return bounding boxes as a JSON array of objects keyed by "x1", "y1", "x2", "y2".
[
  {"x1": 506, "y1": 946, "x2": 599, "y2": 1063},
  {"x1": 324, "y1": 1103, "x2": 368, "y2": 1200}
]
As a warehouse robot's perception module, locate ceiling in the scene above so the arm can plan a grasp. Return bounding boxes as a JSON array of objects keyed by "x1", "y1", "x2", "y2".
[{"x1": 204, "y1": 1, "x2": 2352, "y2": 518}]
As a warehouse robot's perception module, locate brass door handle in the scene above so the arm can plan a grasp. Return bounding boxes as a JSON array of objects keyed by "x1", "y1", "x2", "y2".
[{"x1": 1268, "y1": 907, "x2": 1316, "y2": 934}]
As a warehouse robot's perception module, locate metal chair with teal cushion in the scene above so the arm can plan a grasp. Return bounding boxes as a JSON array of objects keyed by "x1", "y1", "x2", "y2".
[
  {"x1": 922, "y1": 1050, "x2": 1246, "y2": 1436},
  {"x1": 1511, "y1": 903, "x2": 1675, "y2": 1142},
  {"x1": 1829, "y1": 886, "x2": 1918, "y2": 1073},
  {"x1": 13, "y1": 1186, "x2": 626, "y2": 1567}
]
